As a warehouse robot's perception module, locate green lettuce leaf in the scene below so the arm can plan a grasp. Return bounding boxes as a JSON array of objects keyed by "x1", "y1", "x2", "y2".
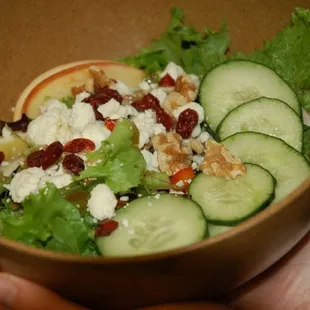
[
  {"x1": 0, "y1": 174, "x2": 10, "y2": 196},
  {"x1": 0, "y1": 184, "x2": 93, "y2": 254},
  {"x1": 78, "y1": 119, "x2": 146, "y2": 193},
  {"x1": 122, "y1": 7, "x2": 230, "y2": 75},
  {"x1": 234, "y1": 8, "x2": 310, "y2": 111},
  {"x1": 303, "y1": 126, "x2": 310, "y2": 161}
]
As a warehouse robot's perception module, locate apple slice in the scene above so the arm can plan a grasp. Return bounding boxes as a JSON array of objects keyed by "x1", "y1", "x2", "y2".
[
  {"x1": 14, "y1": 60, "x2": 146, "y2": 121},
  {"x1": 0, "y1": 133, "x2": 29, "y2": 161}
]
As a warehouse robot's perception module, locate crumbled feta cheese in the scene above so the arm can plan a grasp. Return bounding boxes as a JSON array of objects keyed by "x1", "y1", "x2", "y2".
[
  {"x1": 150, "y1": 88, "x2": 167, "y2": 105},
  {"x1": 81, "y1": 122, "x2": 111, "y2": 149},
  {"x1": 0, "y1": 159, "x2": 21, "y2": 177},
  {"x1": 138, "y1": 80, "x2": 151, "y2": 92},
  {"x1": 133, "y1": 110, "x2": 166, "y2": 148},
  {"x1": 9, "y1": 167, "x2": 46, "y2": 203},
  {"x1": 70, "y1": 101, "x2": 96, "y2": 132},
  {"x1": 2, "y1": 126, "x2": 12, "y2": 138},
  {"x1": 8, "y1": 165, "x2": 72, "y2": 203},
  {"x1": 27, "y1": 99, "x2": 71, "y2": 145},
  {"x1": 154, "y1": 193, "x2": 161, "y2": 199},
  {"x1": 160, "y1": 62, "x2": 185, "y2": 81},
  {"x1": 192, "y1": 155, "x2": 204, "y2": 165},
  {"x1": 191, "y1": 162, "x2": 199, "y2": 170},
  {"x1": 175, "y1": 180, "x2": 184, "y2": 188},
  {"x1": 141, "y1": 150, "x2": 159, "y2": 171},
  {"x1": 0, "y1": 161, "x2": 9, "y2": 167},
  {"x1": 120, "y1": 196, "x2": 129, "y2": 202},
  {"x1": 97, "y1": 98, "x2": 137, "y2": 119},
  {"x1": 111, "y1": 80, "x2": 132, "y2": 95},
  {"x1": 87, "y1": 184, "x2": 117, "y2": 221},
  {"x1": 197, "y1": 131, "x2": 210, "y2": 144},
  {"x1": 75, "y1": 91, "x2": 91, "y2": 102},
  {"x1": 169, "y1": 189, "x2": 185, "y2": 195},
  {"x1": 173, "y1": 102, "x2": 205, "y2": 137}
]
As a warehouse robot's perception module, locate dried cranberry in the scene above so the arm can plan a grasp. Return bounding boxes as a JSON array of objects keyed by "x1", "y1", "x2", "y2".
[
  {"x1": 176, "y1": 108, "x2": 199, "y2": 139},
  {"x1": 95, "y1": 219, "x2": 119, "y2": 237},
  {"x1": 0, "y1": 151, "x2": 4, "y2": 165},
  {"x1": 62, "y1": 154, "x2": 85, "y2": 175},
  {"x1": 159, "y1": 74, "x2": 175, "y2": 87},
  {"x1": 156, "y1": 109, "x2": 175, "y2": 131},
  {"x1": 6, "y1": 114, "x2": 32, "y2": 132},
  {"x1": 27, "y1": 149, "x2": 44, "y2": 168},
  {"x1": 41, "y1": 141, "x2": 63, "y2": 170},
  {"x1": 104, "y1": 119, "x2": 118, "y2": 131},
  {"x1": 132, "y1": 94, "x2": 175, "y2": 130},
  {"x1": 84, "y1": 87, "x2": 123, "y2": 120},
  {"x1": 64, "y1": 138, "x2": 95, "y2": 153},
  {"x1": 132, "y1": 93, "x2": 160, "y2": 112}
]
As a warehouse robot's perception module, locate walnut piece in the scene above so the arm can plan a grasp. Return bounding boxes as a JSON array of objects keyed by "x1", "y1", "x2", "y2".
[
  {"x1": 189, "y1": 138, "x2": 204, "y2": 155},
  {"x1": 71, "y1": 84, "x2": 87, "y2": 96},
  {"x1": 162, "y1": 92, "x2": 187, "y2": 116},
  {"x1": 152, "y1": 132, "x2": 192, "y2": 176},
  {"x1": 200, "y1": 140, "x2": 247, "y2": 179},
  {"x1": 89, "y1": 66, "x2": 115, "y2": 90},
  {"x1": 175, "y1": 74, "x2": 198, "y2": 102}
]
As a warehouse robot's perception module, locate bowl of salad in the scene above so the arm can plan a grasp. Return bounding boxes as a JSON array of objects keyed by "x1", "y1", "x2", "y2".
[{"x1": 1, "y1": 1, "x2": 310, "y2": 309}]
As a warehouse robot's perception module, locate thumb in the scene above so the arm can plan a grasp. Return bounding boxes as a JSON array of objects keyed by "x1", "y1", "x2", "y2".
[{"x1": 0, "y1": 273, "x2": 86, "y2": 310}]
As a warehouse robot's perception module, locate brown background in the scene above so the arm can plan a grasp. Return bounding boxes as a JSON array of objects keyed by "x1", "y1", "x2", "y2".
[{"x1": 0, "y1": 0, "x2": 309, "y2": 120}]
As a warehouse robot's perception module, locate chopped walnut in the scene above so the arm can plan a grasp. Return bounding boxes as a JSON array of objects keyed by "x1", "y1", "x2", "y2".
[
  {"x1": 200, "y1": 140, "x2": 247, "y2": 180},
  {"x1": 152, "y1": 132, "x2": 192, "y2": 176},
  {"x1": 89, "y1": 66, "x2": 115, "y2": 90},
  {"x1": 189, "y1": 138, "x2": 204, "y2": 155},
  {"x1": 175, "y1": 74, "x2": 198, "y2": 102},
  {"x1": 162, "y1": 92, "x2": 187, "y2": 116},
  {"x1": 71, "y1": 84, "x2": 87, "y2": 96}
]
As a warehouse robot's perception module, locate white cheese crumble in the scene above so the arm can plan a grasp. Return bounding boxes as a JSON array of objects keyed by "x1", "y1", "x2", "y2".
[
  {"x1": 150, "y1": 88, "x2": 167, "y2": 106},
  {"x1": 160, "y1": 62, "x2": 185, "y2": 81},
  {"x1": 197, "y1": 131, "x2": 210, "y2": 144},
  {"x1": 138, "y1": 80, "x2": 151, "y2": 92},
  {"x1": 75, "y1": 91, "x2": 91, "y2": 102},
  {"x1": 141, "y1": 150, "x2": 159, "y2": 171},
  {"x1": 133, "y1": 110, "x2": 166, "y2": 148},
  {"x1": 70, "y1": 101, "x2": 96, "y2": 132},
  {"x1": 8, "y1": 165, "x2": 72, "y2": 203},
  {"x1": 173, "y1": 102, "x2": 205, "y2": 137},
  {"x1": 97, "y1": 98, "x2": 137, "y2": 119},
  {"x1": 111, "y1": 80, "x2": 132, "y2": 95},
  {"x1": 119, "y1": 196, "x2": 129, "y2": 202},
  {"x1": 27, "y1": 99, "x2": 71, "y2": 145},
  {"x1": 87, "y1": 184, "x2": 117, "y2": 221},
  {"x1": 80, "y1": 122, "x2": 111, "y2": 149},
  {"x1": 2, "y1": 126, "x2": 12, "y2": 138}
]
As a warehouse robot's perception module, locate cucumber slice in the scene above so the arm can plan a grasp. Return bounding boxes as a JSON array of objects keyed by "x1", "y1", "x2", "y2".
[
  {"x1": 199, "y1": 60, "x2": 300, "y2": 131},
  {"x1": 189, "y1": 164, "x2": 275, "y2": 225},
  {"x1": 217, "y1": 97, "x2": 303, "y2": 152},
  {"x1": 208, "y1": 223, "x2": 231, "y2": 237},
  {"x1": 222, "y1": 132, "x2": 310, "y2": 202},
  {"x1": 96, "y1": 194, "x2": 207, "y2": 256}
]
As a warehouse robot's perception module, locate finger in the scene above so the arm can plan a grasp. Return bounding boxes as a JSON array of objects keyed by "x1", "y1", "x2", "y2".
[
  {"x1": 138, "y1": 302, "x2": 231, "y2": 310},
  {"x1": 0, "y1": 273, "x2": 86, "y2": 310}
]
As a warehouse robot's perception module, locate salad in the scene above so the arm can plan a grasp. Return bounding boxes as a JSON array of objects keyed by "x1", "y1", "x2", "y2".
[{"x1": 0, "y1": 7, "x2": 310, "y2": 257}]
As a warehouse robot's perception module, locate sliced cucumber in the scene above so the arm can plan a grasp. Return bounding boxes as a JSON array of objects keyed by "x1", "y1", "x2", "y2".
[
  {"x1": 96, "y1": 194, "x2": 207, "y2": 256},
  {"x1": 223, "y1": 132, "x2": 310, "y2": 202},
  {"x1": 217, "y1": 97, "x2": 303, "y2": 152},
  {"x1": 199, "y1": 60, "x2": 300, "y2": 131},
  {"x1": 189, "y1": 164, "x2": 275, "y2": 225},
  {"x1": 208, "y1": 223, "x2": 231, "y2": 237}
]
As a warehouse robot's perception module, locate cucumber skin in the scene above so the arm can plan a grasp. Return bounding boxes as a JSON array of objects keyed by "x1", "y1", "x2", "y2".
[
  {"x1": 188, "y1": 164, "x2": 276, "y2": 226},
  {"x1": 198, "y1": 59, "x2": 302, "y2": 122},
  {"x1": 216, "y1": 97, "x2": 303, "y2": 151}
]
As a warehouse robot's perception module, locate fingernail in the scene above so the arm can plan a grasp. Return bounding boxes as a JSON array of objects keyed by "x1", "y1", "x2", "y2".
[{"x1": 0, "y1": 274, "x2": 16, "y2": 307}]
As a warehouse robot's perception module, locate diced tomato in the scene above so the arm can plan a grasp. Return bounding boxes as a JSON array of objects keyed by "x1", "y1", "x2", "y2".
[
  {"x1": 96, "y1": 219, "x2": 119, "y2": 237},
  {"x1": 159, "y1": 74, "x2": 175, "y2": 87},
  {"x1": 104, "y1": 119, "x2": 118, "y2": 131},
  {"x1": 170, "y1": 167, "x2": 195, "y2": 192}
]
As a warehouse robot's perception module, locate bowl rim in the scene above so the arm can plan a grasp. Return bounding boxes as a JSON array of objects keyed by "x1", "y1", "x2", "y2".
[{"x1": 1, "y1": 175, "x2": 309, "y2": 264}]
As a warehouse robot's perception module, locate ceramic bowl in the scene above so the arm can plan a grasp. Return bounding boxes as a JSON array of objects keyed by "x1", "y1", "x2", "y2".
[{"x1": 0, "y1": 1, "x2": 310, "y2": 309}]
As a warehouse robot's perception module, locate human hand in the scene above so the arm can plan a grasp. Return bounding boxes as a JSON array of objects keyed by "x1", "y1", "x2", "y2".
[{"x1": 0, "y1": 232, "x2": 309, "y2": 310}]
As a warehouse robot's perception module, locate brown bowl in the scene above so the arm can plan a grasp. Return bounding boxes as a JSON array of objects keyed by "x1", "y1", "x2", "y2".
[{"x1": 1, "y1": 1, "x2": 310, "y2": 309}]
